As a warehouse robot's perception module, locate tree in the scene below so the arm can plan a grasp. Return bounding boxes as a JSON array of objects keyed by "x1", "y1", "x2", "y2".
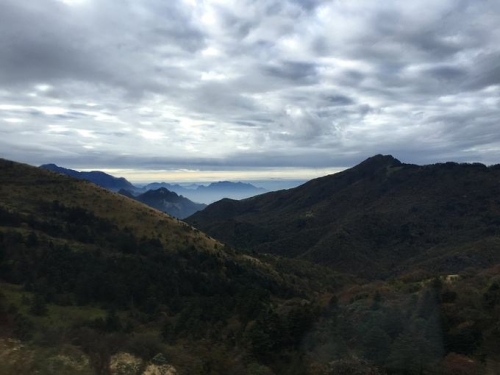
[
  {"x1": 371, "y1": 291, "x2": 382, "y2": 310},
  {"x1": 287, "y1": 305, "x2": 315, "y2": 349},
  {"x1": 160, "y1": 320, "x2": 174, "y2": 344},
  {"x1": 0, "y1": 292, "x2": 8, "y2": 325},
  {"x1": 483, "y1": 282, "x2": 500, "y2": 310},
  {"x1": 244, "y1": 322, "x2": 273, "y2": 359},
  {"x1": 363, "y1": 326, "x2": 391, "y2": 365},
  {"x1": 13, "y1": 313, "x2": 34, "y2": 341},
  {"x1": 29, "y1": 293, "x2": 48, "y2": 316},
  {"x1": 104, "y1": 308, "x2": 122, "y2": 332},
  {"x1": 387, "y1": 325, "x2": 441, "y2": 375},
  {"x1": 387, "y1": 333, "x2": 421, "y2": 375},
  {"x1": 328, "y1": 358, "x2": 381, "y2": 375}
]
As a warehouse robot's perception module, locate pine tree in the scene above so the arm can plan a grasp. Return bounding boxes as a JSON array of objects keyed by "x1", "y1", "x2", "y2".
[{"x1": 29, "y1": 293, "x2": 47, "y2": 316}]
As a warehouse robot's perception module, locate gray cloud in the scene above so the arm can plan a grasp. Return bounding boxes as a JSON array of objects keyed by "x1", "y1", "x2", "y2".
[
  {"x1": 262, "y1": 61, "x2": 318, "y2": 84},
  {"x1": 1, "y1": 0, "x2": 500, "y2": 180}
]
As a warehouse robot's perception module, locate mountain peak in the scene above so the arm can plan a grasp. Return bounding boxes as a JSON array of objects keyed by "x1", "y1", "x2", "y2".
[
  {"x1": 157, "y1": 187, "x2": 176, "y2": 195},
  {"x1": 143, "y1": 187, "x2": 177, "y2": 197},
  {"x1": 353, "y1": 154, "x2": 401, "y2": 173},
  {"x1": 361, "y1": 154, "x2": 400, "y2": 165},
  {"x1": 40, "y1": 163, "x2": 58, "y2": 168},
  {"x1": 131, "y1": 187, "x2": 206, "y2": 218}
]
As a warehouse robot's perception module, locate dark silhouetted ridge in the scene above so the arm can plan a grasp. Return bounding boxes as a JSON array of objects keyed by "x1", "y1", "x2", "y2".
[{"x1": 40, "y1": 163, "x2": 136, "y2": 191}]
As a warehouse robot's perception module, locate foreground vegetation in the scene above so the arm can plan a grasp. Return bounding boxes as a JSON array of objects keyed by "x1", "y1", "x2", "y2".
[{"x1": 2, "y1": 257, "x2": 500, "y2": 374}]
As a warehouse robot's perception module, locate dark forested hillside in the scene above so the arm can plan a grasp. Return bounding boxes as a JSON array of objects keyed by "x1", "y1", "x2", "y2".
[{"x1": 187, "y1": 155, "x2": 500, "y2": 278}]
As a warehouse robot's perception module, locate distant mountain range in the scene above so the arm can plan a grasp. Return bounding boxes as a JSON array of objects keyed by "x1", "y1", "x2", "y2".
[
  {"x1": 39, "y1": 163, "x2": 208, "y2": 218},
  {"x1": 39, "y1": 164, "x2": 268, "y2": 213},
  {"x1": 187, "y1": 154, "x2": 500, "y2": 278},
  {"x1": 142, "y1": 181, "x2": 267, "y2": 204},
  {"x1": 119, "y1": 187, "x2": 206, "y2": 219}
]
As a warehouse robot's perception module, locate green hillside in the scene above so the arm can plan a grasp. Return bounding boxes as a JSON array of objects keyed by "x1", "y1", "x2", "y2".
[
  {"x1": 0, "y1": 158, "x2": 341, "y2": 374},
  {"x1": 187, "y1": 155, "x2": 500, "y2": 278}
]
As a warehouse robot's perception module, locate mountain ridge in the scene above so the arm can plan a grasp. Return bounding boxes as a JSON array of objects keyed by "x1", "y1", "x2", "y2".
[
  {"x1": 40, "y1": 163, "x2": 136, "y2": 191},
  {"x1": 187, "y1": 155, "x2": 500, "y2": 278}
]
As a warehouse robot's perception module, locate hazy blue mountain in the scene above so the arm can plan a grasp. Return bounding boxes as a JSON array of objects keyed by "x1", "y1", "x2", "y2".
[
  {"x1": 39, "y1": 164, "x2": 267, "y2": 204},
  {"x1": 142, "y1": 180, "x2": 267, "y2": 204},
  {"x1": 142, "y1": 181, "x2": 267, "y2": 204},
  {"x1": 198, "y1": 181, "x2": 265, "y2": 192},
  {"x1": 121, "y1": 187, "x2": 206, "y2": 219},
  {"x1": 40, "y1": 163, "x2": 137, "y2": 192},
  {"x1": 142, "y1": 182, "x2": 192, "y2": 193},
  {"x1": 243, "y1": 179, "x2": 306, "y2": 191},
  {"x1": 189, "y1": 181, "x2": 267, "y2": 204}
]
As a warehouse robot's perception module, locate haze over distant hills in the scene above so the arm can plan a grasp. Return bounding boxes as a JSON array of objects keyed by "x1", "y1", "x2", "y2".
[
  {"x1": 40, "y1": 163, "x2": 269, "y2": 204},
  {"x1": 187, "y1": 154, "x2": 500, "y2": 278},
  {"x1": 142, "y1": 181, "x2": 267, "y2": 204}
]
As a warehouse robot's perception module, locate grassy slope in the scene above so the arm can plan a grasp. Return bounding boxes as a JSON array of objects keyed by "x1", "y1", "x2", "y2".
[
  {"x1": 0, "y1": 158, "x2": 217, "y2": 252},
  {"x1": 0, "y1": 158, "x2": 341, "y2": 294}
]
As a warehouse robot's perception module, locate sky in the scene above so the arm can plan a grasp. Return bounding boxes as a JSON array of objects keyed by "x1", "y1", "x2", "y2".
[{"x1": 1, "y1": 0, "x2": 500, "y2": 182}]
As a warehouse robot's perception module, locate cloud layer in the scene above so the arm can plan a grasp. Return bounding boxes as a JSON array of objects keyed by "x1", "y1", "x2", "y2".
[{"x1": 1, "y1": 0, "x2": 500, "y2": 178}]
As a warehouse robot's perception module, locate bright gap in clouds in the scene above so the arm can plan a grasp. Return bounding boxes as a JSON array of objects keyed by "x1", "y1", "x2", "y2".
[
  {"x1": 92, "y1": 167, "x2": 347, "y2": 184},
  {"x1": 58, "y1": 0, "x2": 87, "y2": 5}
]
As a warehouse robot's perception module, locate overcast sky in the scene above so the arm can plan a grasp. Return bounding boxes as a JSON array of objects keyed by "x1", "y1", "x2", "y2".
[{"x1": 1, "y1": 0, "x2": 499, "y2": 182}]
